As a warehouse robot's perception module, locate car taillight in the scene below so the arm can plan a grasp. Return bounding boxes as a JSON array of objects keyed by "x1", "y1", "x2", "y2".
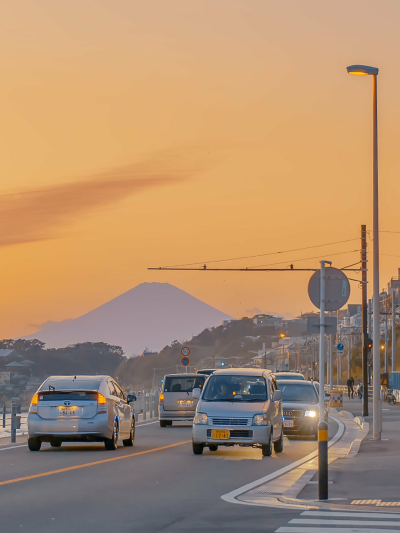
[
  {"x1": 29, "y1": 394, "x2": 38, "y2": 414},
  {"x1": 97, "y1": 393, "x2": 107, "y2": 413},
  {"x1": 159, "y1": 393, "x2": 164, "y2": 405}
]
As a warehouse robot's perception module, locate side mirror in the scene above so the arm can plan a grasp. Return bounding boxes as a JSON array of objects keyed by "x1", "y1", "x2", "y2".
[
  {"x1": 127, "y1": 394, "x2": 137, "y2": 403},
  {"x1": 273, "y1": 390, "x2": 282, "y2": 402},
  {"x1": 192, "y1": 388, "x2": 201, "y2": 400}
]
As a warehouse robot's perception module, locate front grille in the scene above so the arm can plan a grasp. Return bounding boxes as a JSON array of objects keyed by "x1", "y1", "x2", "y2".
[
  {"x1": 207, "y1": 429, "x2": 253, "y2": 439},
  {"x1": 211, "y1": 418, "x2": 250, "y2": 426},
  {"x1": 283, "y1": 410, "x2": 303, "y2": 417}
]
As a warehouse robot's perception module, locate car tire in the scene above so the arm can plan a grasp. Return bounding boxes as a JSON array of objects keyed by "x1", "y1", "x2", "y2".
[
  {"x1": 209, "y1": 445, "x2": 218, "y2": 451},
  {"x1": 192, "y1": 441, "x2": 204, "y2": 455},
  {"x1": 50, "y1": 438, "x2": 62, "y2": 448},
  {"x1": 261, "y1": 434, "x2": 273, "y2": 457},
  {"x1": 273, "y1": 431, "x2": 284, "y2": 453},
  {"x1": 28, "y1": 437, "x2": 41, "y2": 451},
  {"x1": 159, "y1": 420, "x2": 167, "y2": 428},
  {"x1": 104, "y1": 423, "x2": 119, "y2": 450},
  {"x1": 167, "y1": 421, "x2": 173, "y2": 426},
  {"x1": 123, "y1": 425, "x2": 135, "y2": 447}
]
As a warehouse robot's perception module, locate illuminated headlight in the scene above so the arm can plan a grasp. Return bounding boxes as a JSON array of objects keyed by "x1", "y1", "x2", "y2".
[
  {"x1": 253, "y1": 414, "x2": 268, "y2": 426},
  {"x1": 304, "y1": 410, "x2": 317, "y2": 418},
  {"x1": 194, "y1": 412, "x2": 208, "y2": 425}
]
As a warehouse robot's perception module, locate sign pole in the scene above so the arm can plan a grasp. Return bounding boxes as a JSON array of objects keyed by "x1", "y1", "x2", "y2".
[{"x1": 319, "y1": 261, "x2": 329, "y2": 423}]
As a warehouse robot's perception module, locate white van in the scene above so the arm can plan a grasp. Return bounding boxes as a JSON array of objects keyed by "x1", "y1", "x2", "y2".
[
  {"x1": 191, "y1": 368, "x2": 283, "y2": 456},
  {"x1": 159, "y1": 373, "x2": 207, "y2": 427}
]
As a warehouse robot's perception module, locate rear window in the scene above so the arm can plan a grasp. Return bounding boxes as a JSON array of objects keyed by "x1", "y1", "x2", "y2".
[
  {"x1": 40, "y1": 379, "x2": 102, "y2": 391},
  {"x1": 280, "y1": 383, "x2": 318, "y2": 403},
  {"x1": 164, "y1": 376, "x2": 206, "y2": 393},
  {"x1": 275, "y1": 374, "x2": 305, "y2": 381},
  {"x1": 38, "y1": 391, "x2": 98, "y2": 401}
]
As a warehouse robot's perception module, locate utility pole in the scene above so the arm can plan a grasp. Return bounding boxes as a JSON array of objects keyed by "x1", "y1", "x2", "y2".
[
  {"x1": 361, "y1": 225, "x2": 369, "y2": 416},
  {"x1": 391, "y1": 288, "x2": 397, "y2": 372}
]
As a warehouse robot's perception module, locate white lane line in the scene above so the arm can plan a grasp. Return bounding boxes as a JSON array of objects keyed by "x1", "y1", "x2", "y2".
[
  {"x1": 291, "y1": 518, "x2": 400, "y2": 526},
  {"x1": 275, "y1": 526, "x2": 400, "y2": 533},
  {"x1": 0, "y1": 420, "x2": 159, "y2": 451},
  {"x1": 221, "y1": 415, "x2": 344, "y2": 506},
  {"x1": 0, "y1": 445, "x2": 28, "y2": 452},
  {"x1": 302, "y1": 512, "x2": 400, "y2": 519}
]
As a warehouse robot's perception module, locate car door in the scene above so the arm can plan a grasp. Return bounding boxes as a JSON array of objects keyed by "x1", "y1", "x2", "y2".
[
  {"x1": 270, "y1": 376, "x2": 282, "y2": 435},
  {"x1": 107, "y1": 380, "x2": 126, "y2": 435},
  {"x1": 113, "y1": 381, "x2": 131, "y2": 436}
]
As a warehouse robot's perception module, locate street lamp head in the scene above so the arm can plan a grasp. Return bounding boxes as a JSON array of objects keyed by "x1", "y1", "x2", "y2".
[{"x1": 347, "y1": 64, "x2": 379, "y2": 76}]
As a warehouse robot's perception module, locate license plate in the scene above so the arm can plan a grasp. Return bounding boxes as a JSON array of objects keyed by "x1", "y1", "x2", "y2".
[
  {"x1": 283, "y1": 420, "x2": 294, "y2": 428},
  {"x1": 177, "y1": 400, "x2": 193, "y2": 407},
  {"x1": 212, "y1": 430, "x2": 229, "y2": 439},
  {"x1": 60, "y1": 409, "x2": 76, "y2": 416}
]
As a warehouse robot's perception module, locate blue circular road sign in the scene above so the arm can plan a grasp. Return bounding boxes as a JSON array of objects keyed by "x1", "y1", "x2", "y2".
[
  {"x1": 181, "y1": 356, "x2": 190, "y2": 367},
  {"x1": 337, "y1": 343, "x2": 344, "y2": 351}
]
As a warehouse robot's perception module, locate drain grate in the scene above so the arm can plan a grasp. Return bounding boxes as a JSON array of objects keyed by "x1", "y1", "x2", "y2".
[{"x1": 256, "y1": 491, "x2": 282, "y2": 496}]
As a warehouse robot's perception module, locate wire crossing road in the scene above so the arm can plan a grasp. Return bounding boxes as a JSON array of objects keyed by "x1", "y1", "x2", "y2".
[{"x1": 0, "y1": 420, "x2": 338, "y2": 533}]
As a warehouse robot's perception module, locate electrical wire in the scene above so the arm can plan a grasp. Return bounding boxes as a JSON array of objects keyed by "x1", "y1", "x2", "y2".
[
  {"x1": 161, "y1": 237, "x2": 359, "y2": 268},
  {"x1": 247, "y1": 249, "x2": 359, "y2": 269}
]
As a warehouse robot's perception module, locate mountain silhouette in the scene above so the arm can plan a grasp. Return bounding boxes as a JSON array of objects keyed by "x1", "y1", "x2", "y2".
[{"x1": 24, "y1": 283, "x2": 234, "y2": 355}]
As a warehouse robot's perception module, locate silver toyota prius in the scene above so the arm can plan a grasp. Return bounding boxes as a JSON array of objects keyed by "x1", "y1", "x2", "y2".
[{"x1": 27, "y1": 375, "x2": 136, "y2": 451}]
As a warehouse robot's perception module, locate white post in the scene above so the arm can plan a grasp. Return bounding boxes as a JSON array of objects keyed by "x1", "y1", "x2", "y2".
[
  {"x1": 372, "y1": 73, "x2": 381, "y2": 440},
  {"x1": 319, "y1": 261, "x2": 330, "y2": 423}
]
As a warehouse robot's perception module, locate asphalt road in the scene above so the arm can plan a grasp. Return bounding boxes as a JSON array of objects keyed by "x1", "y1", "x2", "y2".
[{"x1": 0, "y1": 419, "x2": 338, "y2": 533}]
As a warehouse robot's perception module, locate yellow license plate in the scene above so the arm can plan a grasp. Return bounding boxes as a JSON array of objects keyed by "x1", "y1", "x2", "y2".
[
  {"x1": 212, "y1": 430, "x2": 229, "y2": 439},
  {"x1": 177, "y1": 400, "x2": 193, "y2": 407}
]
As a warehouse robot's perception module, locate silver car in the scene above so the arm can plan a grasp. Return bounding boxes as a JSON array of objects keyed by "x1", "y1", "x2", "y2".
[
  {"x1": 159, "y1": 373, "x2": 207, "y2": 426},
  {"x1": 27, "y1": 375, "x2": 136, "y2": 451},
  {"x1": 192, "y1": 368, "x2": 283, "y2": 456}
]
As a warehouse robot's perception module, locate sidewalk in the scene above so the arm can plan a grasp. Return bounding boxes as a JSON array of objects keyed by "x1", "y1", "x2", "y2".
[{"x1": 297, "y1": 396, "x2": 400, "y2": 505}]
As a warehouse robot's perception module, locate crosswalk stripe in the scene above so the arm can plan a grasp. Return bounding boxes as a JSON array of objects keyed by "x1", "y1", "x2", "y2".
[
  {"x1": 275, "y1": 526, "x2": 400, "y2": 533},
  {"x1": 291, "y1": 518, "x2": 400, "y2": 526},
  {"x1": 301, "y1": 511, "x2": 400, "y2": 519}
]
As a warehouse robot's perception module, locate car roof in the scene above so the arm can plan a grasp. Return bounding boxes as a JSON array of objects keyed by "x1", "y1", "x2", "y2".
[
  {"x1": 45, "y1": 375, "x2": 109, "y2": 381},
  {"x1": 212, "y1": 368, "x2": 272, "y2": 377},
  {"x1": 277, "y1": 379, "x2": 314, "y2": 385},
  {"x1": 163, "y1": 374, "x2": 202, "y2": 378}
]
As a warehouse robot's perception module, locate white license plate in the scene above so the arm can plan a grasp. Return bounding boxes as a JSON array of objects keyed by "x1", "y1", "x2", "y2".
[
  {"x1": 177, "y1": 400, "x2": 193, "y2": 407},
  {"x1": 60, "y1": 409, "x2": 76, "y2": 416},
  {"x1": 283, "y1": 420, "x2": 294, "y2": 428}
]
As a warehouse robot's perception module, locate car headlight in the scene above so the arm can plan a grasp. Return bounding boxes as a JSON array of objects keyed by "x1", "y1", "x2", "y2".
[
  {"x1": 194, "y1": 412, "x2": 208, "y2": 425},
  {"x1": 253, "y1": 414, "x2": 268, "y2": 426},
  {"x1": 304, "y1": 410, "x2": 317, "y2": 418}
]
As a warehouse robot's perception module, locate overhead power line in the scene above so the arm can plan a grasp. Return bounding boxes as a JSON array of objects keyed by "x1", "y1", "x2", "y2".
[
  {"x1": 247, "y1": 249, "x2": 359, "y2": 269},
  {"x1": 161, "y1": 237, "x2": 359, "y2": 268}
]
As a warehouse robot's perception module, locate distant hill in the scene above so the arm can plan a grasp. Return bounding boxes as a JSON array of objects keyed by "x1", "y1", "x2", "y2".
[{"x1": 23, "y1": 283, "x2": 235, "y2": 355}]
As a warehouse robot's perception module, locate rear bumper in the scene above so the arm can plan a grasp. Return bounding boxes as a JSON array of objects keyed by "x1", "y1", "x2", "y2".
[
  {"x1": 192, "y1": 424, "x2": 271, "y2": 445},
  {"x1": 159, "y1": 409, "x2": 195, "y2": 422},
  {"x1": 27, "y1": 413, "x2": 111, "y2": 441}
]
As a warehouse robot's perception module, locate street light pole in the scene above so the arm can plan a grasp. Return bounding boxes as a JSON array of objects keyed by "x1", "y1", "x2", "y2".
[{"x1": 347, "y1": 64, "x2": 381, "y2": 440}]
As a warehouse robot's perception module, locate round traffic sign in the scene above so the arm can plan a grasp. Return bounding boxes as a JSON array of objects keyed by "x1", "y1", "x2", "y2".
[
  {"x1": 181, "y1": 356, "x2": 190, "y2": 367},
  {"x1": 308, "y1": 267, "x2": 350, "y2": 311},
  {"x1": 337, "y1": 343, "x2": 344, "y2": 351},
  {"x1": 181, "y1": 347, "x2": 190, "y2": 356}
]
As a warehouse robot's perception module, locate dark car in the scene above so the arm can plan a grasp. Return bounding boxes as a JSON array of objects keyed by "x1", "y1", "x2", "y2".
[{"x1": 196, "y1": 369, "x2": 216, "y2": 376}]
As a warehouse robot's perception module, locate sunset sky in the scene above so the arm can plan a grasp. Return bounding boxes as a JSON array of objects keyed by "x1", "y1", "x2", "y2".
[{"x1": 1, "y1": 1, "x2": 400, "y2": 338}]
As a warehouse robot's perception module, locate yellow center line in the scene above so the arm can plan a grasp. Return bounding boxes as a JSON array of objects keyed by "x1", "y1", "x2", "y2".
[{"x1": 0, "y1": 440, "x2": 191, "y2": 487}]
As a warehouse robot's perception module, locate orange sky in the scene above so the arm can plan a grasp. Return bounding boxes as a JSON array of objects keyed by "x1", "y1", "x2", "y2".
[{"x1": 1, "y1": 0, "x2": 400, "y2": 338}]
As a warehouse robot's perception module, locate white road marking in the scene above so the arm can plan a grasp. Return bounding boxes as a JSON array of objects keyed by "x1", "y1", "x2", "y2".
[
  {"x1": 291, "y1": 518, "x2": 400, "y2": 526},
  {"x1": 136, "y1": 421, "x2": 158, "y2": 427},
  {"x1": 275, "y1": 526, "x2": 400, "y2": 533},
  {"x1": 302, "y1": 511, "x2": 400, "y2": 519}
]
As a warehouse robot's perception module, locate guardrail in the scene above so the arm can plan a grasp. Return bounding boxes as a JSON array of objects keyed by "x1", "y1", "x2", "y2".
[{"x1": 133, "y1": 392, "x2": 160, "y2": 422}]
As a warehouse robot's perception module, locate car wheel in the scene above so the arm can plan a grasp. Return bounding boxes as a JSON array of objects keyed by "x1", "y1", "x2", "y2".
[
  {"x1": 104, "y1": 422, "x2": 119, "y2": 450},
  {"x1": 192, "y1": 441, "x2": 204, "y2": 455},
  {"x1": 160, "y1": 420, "x2": 167, "y2": 428},
  {"x1": 123, "y1": 424, "x2": 135, "y2": 447},
  {"x1": 167, "y1": 421, "x2": 173, "y2": 426},
  {"x1": 273, "y1": 431, "x2": 284, "y2": 453},
  {"x1": 28, "y1": 437, "x2": 41, "y2": 451},
  {"x1": 209, "y1": 445, "x2": 218, "y2": 451},
  {"x1": 261, "y1": 434, "x2": 273, "y2": 457},
  {"x1": 50, "y1": 438, "x2": 62, "y2": 448}
]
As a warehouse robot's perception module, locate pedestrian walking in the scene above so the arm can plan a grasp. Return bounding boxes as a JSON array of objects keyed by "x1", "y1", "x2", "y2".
[{"x1": 347, "y1": 377, "x2": 354, "y2": 399}]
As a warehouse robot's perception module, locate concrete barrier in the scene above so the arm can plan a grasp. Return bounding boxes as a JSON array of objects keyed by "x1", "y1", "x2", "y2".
[{"x1": 330, "y1": 390, "x2": 343, "y2": 407}]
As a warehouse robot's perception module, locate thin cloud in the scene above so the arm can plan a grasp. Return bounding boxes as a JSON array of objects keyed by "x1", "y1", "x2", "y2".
[{"x1": 0, "y1": 150, "x2": 205, "y2": 247}]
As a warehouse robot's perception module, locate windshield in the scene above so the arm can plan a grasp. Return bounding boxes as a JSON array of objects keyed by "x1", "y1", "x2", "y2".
[
  {"x1": 275, "y1": 374, "x2": 305, "y2": 381},
  {"x1": 202, "y1": 375, "x2": 268, "y2": 402},
  {"x1": 41, "y1": 379, "x2": 102, "y2": 391},
  {"x1": 280, "y1": 383, "x2": 318, "y2": 403},
  {"x1": 164, "y1": 376, "x2": 206, "y2": 393}
]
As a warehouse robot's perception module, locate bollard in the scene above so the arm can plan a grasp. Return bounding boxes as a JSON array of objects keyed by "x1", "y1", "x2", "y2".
[
  {"x1": 318, "y1": 420, "x2": 328, "y2": 500},
  {"x1": 155, "y1": 391, "x2": 159, "y2": 418},
  {"x1": 143, "y1": 396, "x2": 147, "y2": 421},
  {"x1": 2, "y1": 403, "x2": 5, "y2": 429},
  {"x1": 11, "y1": 402, "x2": 16, "y2": 443},
  {"x1": 150, "y1": 395, "x2": 154, "y2": 419}
]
